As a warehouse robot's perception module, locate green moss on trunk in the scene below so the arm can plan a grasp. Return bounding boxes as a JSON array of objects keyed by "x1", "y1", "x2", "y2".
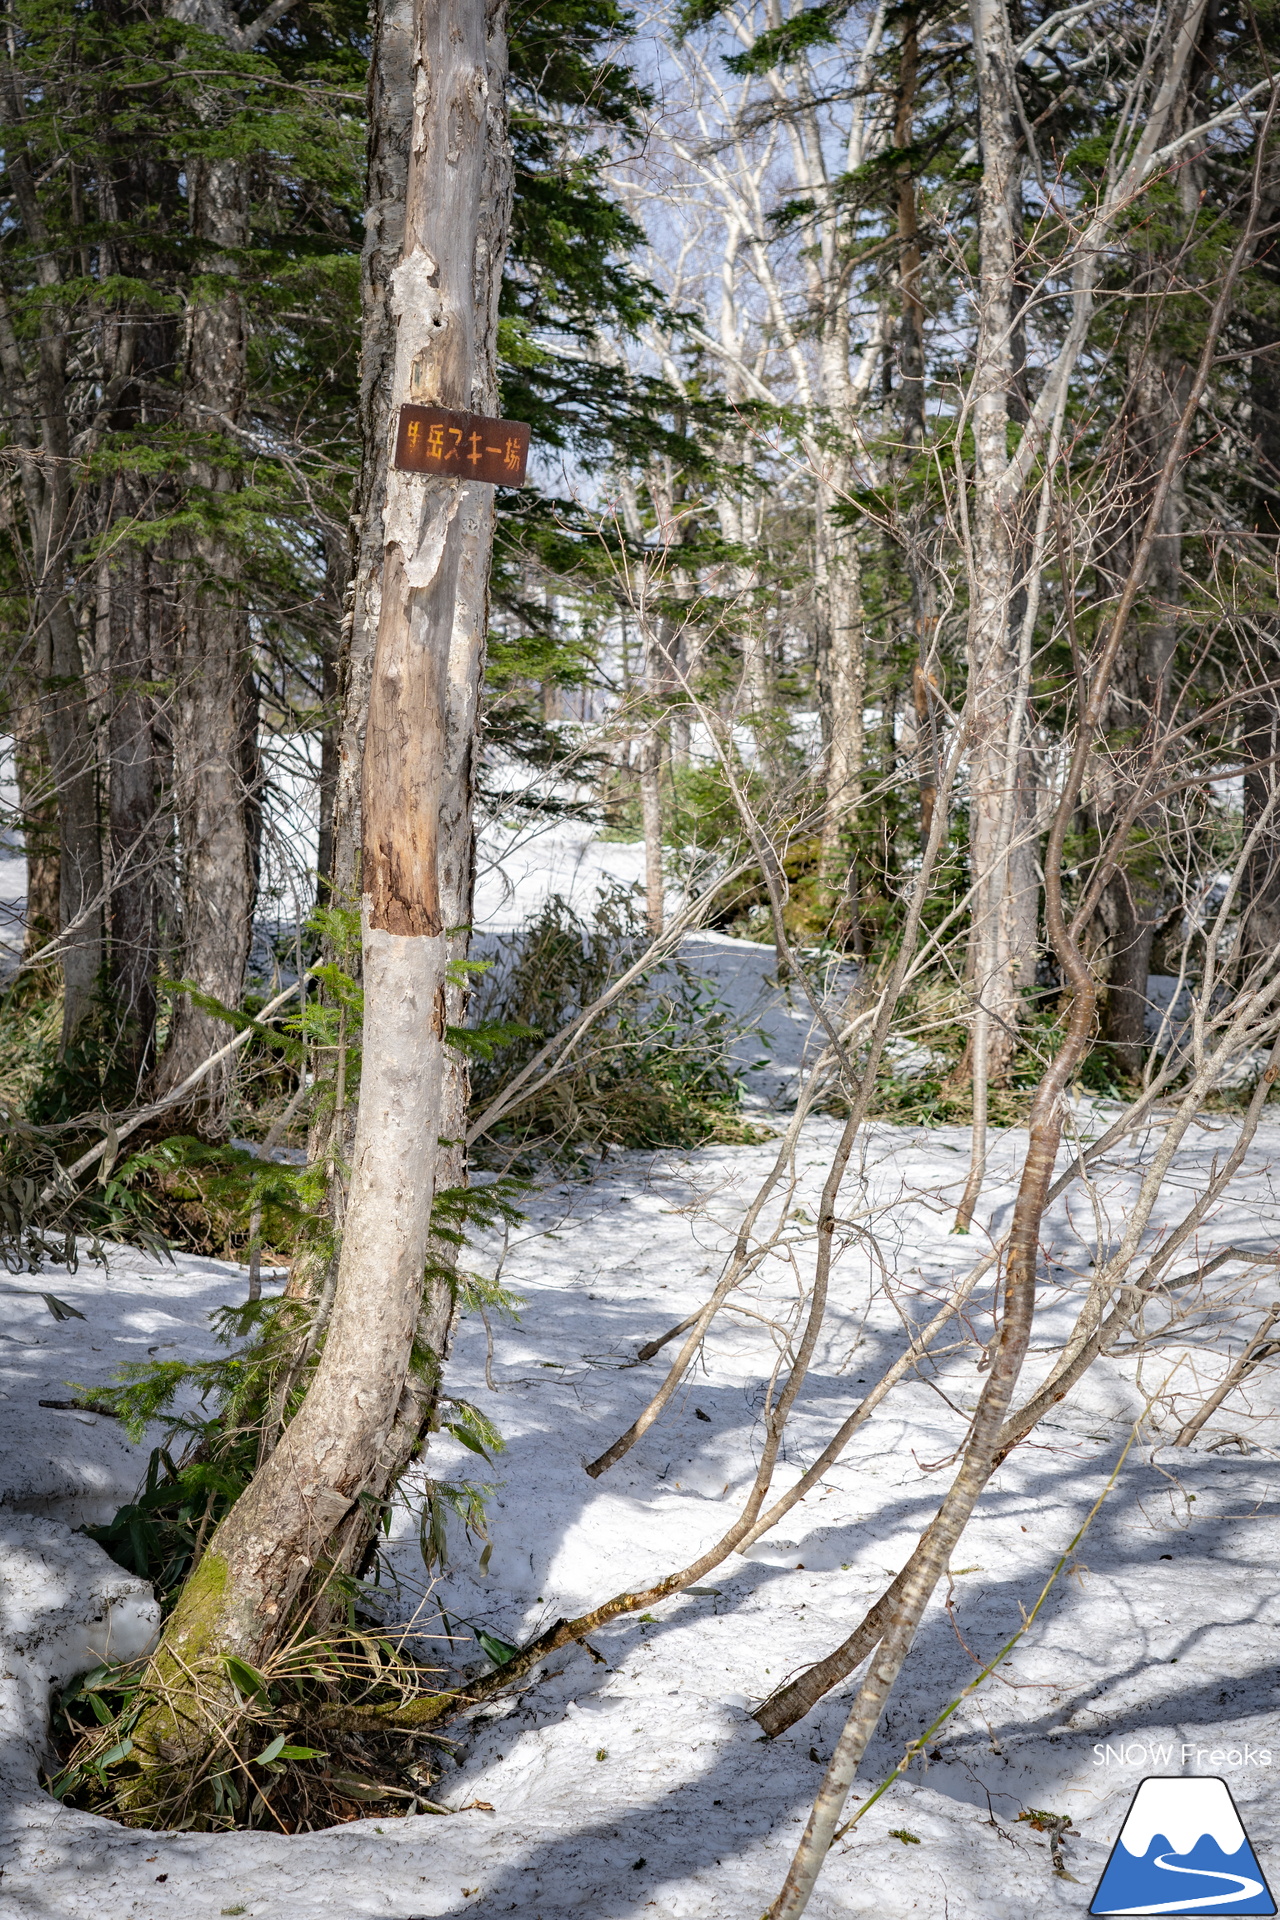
[{"x1": 119, "y1": 1553, "x2": 235, "y2": 1812}]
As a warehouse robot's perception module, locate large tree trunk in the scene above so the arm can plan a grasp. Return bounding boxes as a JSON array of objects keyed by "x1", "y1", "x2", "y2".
[
  {"x1": 1243, "y1": 691, "x2": 1280, "y2": 963},
  {"x1": 0, "y1": 282, "x2": 103, "y2": 1041},
  {"x1": 10, "y1": 677, "x2": 60, "y2": 981},
  {"x1": 130, "y1": 0, "x2": 512, "y2": 1774},
  {"x1": 309, "y1": 0, "x2": 477, "y2": 1562},
  {"x1": 963, "y1": 0, "x2": 1031, "y2": 1085},
  {"x1": 894, "y1": 10, "x2": 944, "y2": 857},
  {"x1": 814, "y1": 293, "x2": 868, "y2": 942},
  {"x1": 340, "y1": 420, "x2": 495, "y2": 1581},
  {"x1": 328, "y1": 0, "x2": 415, "y2": 910},
  {"x1": 39, "y1": 602, "x2": 103, "y2": 1051},
  {"x1": 91, "y1": 92, "x2": 184, "y2": 1082},
  {"x1": 105, "y1": 523, "x2": 162, "y2": 1088},
  {"x1": 0, "y1": 80, "x2": 106, "y2": 1046},
  {"x1": 149, "y1": 6, "x2": 260, "y2": 1129}
]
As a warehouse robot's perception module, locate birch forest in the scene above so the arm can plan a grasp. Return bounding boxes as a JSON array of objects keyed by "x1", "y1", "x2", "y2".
[{"x1": 4, "y1": 0, "x2": 1280, "y2": 1913}]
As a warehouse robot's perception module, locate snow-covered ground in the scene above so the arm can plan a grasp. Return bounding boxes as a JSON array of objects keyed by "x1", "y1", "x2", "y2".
[
  {"x1": 473, "y1": 820, "x2": 652, "y2": 933},
  {"x1": 4, "y1": 1046, "x2": 1280, "y2": 1917}
]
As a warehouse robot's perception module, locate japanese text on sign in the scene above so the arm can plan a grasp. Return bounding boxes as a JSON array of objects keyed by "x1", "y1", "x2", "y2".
[{"x1": 394, "y1": 406, "x2": 530, "y2": 486}]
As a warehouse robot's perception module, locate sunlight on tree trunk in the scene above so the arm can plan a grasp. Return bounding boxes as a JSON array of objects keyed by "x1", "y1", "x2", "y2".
[{"x1": 125, "y1": 0, "x2": 513, "y2": 1788}]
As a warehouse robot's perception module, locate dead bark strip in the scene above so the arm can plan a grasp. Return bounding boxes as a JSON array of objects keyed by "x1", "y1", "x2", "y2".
[{"x1": 328, "y1": 0, "x2": 415, "y2": 911}]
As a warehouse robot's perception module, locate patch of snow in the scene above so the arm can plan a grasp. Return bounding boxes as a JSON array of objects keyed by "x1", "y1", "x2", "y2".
[
  {"x1": 472, "y1": 819, "x2": 654, "y2": 932},
  {"x1": 0, "y1": 1249, "x2": 271, "y2": 1527},
  {"x1": 3, "y1": 959, "x2": 1280, "y2": 1918},
  {"x1": 882, "y1": 1035, "x2": 944, "y2": 1083},
  {"x1": 0, "y1": 1516, "x2": 158, "y2": 1808},
  {"x1": 470, "y1": 898, "x2": 854, "y2": 1111}
]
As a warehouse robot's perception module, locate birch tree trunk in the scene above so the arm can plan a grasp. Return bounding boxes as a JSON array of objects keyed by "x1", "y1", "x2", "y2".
[
  {"x1": 963, "y1": 0, "x2": 1029, "y2": 1084},
  {"x1": 129, "y1": 0, "x2": 512, "y2": 1771},
  {"x1": 334, "y1": 195, "x2": 501, "y2": 1580},
  {"x1": 816, "y1": 463, "x2": 866, "y2": 937},
  {"x1": 957, "y1": 0, "x2": 1218, "y2": 1087},
  {"x1": 813, "y1": 265, "x2": 868, "y2": 925},
  {"x1": 790, "y1": 100, "x2": 874, "y2": 931},
  {"x1": 311, "y1": 0, "x2": 480, "y2": 1525},
  {"x1": 706, "y1": 237, "x2": 770, "y2": 750},
  {"x1": 636, "y1": 24, "x2": 883, "y2": 927},
  {"x1": 641, "y1": 620, "x2": 666, "y2": 939},
  {"x1": 616, "y1": 485, "x2": 670, "y2": 940}
]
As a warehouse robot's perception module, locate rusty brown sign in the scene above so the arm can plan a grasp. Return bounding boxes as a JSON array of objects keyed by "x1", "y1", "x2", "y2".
[{"x1": 393, "y1": 405, "x2": 530, "y2": 486}]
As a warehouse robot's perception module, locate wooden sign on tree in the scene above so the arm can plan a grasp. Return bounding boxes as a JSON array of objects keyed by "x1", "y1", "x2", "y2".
[{"x1": 394, "y1": 404, "x2": 529, "y2": 485}]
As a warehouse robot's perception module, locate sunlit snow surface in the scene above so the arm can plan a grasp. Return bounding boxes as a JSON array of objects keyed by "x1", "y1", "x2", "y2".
[{"x1": 4, "y1": 948, "x2": 1280, "y2": 1915}]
